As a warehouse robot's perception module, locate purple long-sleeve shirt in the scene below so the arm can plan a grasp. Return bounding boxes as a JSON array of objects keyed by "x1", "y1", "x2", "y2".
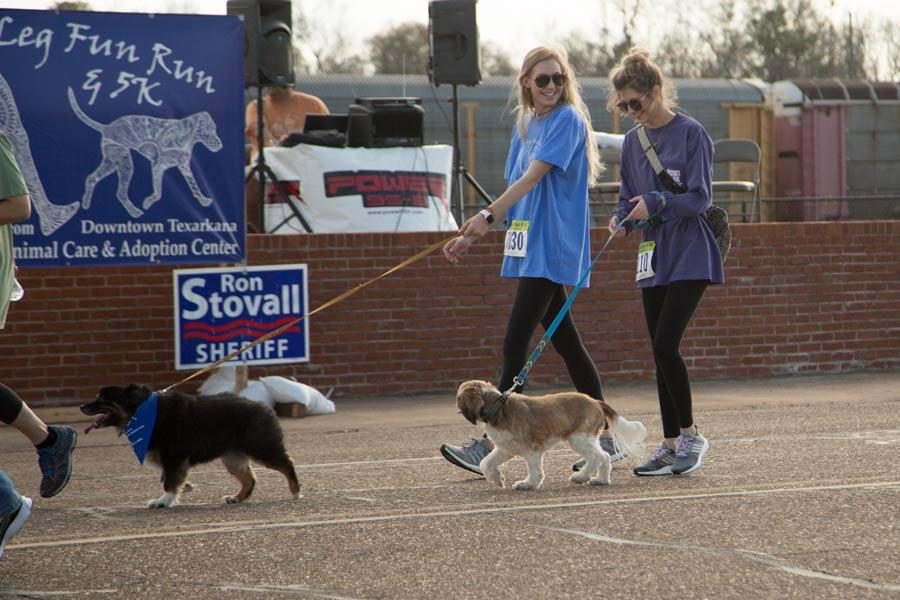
[{"x1": 613, "y1": 113, "x2": 725, "y2": 288}]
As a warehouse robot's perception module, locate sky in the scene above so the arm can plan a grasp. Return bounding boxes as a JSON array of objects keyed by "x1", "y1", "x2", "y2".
[{"x1": 4, "y1": 0, "x2": 899, "y2": 73}]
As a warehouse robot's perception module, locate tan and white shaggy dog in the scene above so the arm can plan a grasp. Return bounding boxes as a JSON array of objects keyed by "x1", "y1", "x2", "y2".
[{"x1": 456, "y1": 380, "x2": 646, "y2": 490}]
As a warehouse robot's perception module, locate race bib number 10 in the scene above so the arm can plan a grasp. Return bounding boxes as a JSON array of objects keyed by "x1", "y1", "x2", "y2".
[
  {"x1": 636, "y1": 241, "x2": 656, "y2": 281},
  {"x1": 504, "y1": 220, "x2": 529, "y2": 258}
]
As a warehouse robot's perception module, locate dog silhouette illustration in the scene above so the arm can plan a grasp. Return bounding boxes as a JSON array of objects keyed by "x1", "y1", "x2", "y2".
[{"x1": 68, "y1": 88, "x2": 223, "y2": 219}]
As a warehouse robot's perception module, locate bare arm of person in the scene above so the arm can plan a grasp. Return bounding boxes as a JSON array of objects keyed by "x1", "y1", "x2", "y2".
[
  {"x1": 443, "y1": 160, "x2": 553, "y2": 263},
  {"x1": 0, "y1": 194, "x2": 31, "y2": 225}
]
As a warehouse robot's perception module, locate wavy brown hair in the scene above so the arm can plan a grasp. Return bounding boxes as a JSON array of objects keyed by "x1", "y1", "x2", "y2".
[{"x1": 606, "y1": 47, "x2": 678, "y2": 118}]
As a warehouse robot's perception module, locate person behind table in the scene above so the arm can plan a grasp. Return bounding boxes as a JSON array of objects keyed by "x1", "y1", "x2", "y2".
[
  {"x1": 244, "y1": 83, "x2": 330, "y2": 155},
  {"x1": 243, "y1": 83, "x2": 330, "y2": 232},
  {"x1": 606, "y1": 48, "x2": 723, "y2": 476},
  {"x1": 0, "y1": 133, "x2": 77, "y2": 560},
  {"x1": 438, "y1": 45, "x2": 623, "y2": 475}
]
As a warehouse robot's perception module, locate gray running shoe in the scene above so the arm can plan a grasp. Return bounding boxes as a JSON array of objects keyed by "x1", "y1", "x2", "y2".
[
  {"x1": 440, "y1": 434, "x2": 490, "y2": 476},
  {"x1": 672, "y1": 431, "x2": 709, "y2": 475},
  {"x1": 38, "y1": 426, "x2": 77, "y2": 498},
  {"x1": 572, "y1": 436, "x2": 626, "y2": 471},
  {"x1": 0, "y1": 496, "x2": 32, "y2": 559},
  {"x1": 633, "y1": 443, "x2": 676, "y2": 476}
]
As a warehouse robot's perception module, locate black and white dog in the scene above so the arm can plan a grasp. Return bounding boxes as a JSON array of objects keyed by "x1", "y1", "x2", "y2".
[{"x1": 81, "y1": 384, "x2": 301, "y2": 508}]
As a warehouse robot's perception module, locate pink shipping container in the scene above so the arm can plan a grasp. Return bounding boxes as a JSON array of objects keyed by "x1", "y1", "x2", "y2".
[{"x1": 772, "y1": 80, "x2": 849, "y2": 220}]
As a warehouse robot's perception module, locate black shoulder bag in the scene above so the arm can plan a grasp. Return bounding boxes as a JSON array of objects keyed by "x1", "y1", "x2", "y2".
[{"x1": 636, "y1": 126, "x2": 732, "y2": 262}]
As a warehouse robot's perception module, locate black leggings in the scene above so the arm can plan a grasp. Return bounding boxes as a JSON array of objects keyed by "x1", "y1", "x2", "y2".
[
  {"x1": 0, "y1": 383, "x2": 24, "y2": 425},
  {"x1": 500, "y1": 277, "x2": 603, "y2": 400},
  {"x1": 641, "y1": 280, "x2": 708, "y2": 439}
]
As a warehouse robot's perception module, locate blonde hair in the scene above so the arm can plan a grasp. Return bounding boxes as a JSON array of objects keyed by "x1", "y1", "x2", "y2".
[
  {"x1": 607, "y1": 47, "x2": 678, "y2": 117},
  {"x1": 512, "y1": 45, "x2": 603, "y2": 185}
]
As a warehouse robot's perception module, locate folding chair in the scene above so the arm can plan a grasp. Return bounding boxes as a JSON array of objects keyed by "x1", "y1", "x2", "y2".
[{"x1": 711, "y1": 139, "x2": 761, "y2": 223}]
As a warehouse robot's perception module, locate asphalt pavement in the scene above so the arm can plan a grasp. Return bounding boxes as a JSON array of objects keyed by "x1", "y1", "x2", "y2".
[{"x1": 1, "y1": 371, "x2": 899, "y2": 599}]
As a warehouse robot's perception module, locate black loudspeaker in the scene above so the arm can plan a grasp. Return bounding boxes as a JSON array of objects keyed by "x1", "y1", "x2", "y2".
[
  {"x1": 350, "y1": 98, "x2": 424, "y2": 147},
  {"x1": 428, "y1": 0, "x2": 481, "y2": 86},
  {"x1": 227, "y1": 0, "x2": 294, "y2": 87}
]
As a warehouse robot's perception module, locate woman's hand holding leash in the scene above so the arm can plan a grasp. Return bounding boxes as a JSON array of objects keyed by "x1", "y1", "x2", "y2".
[
  {"x1": 444, "y1": 211, "x2": 492, "y2": 263},
  {"x1": 625, "y1": 195, "x2": 649, "y2": 222},
  {"x1": 608, "y1": 215, "x2": 626, "y2": 238},
  {"x1": 443, "y1": 235, "x2": 475, "y2": 263},
  {"x1": 610, "y1": 193, "x2": 662, "y2": 236}
]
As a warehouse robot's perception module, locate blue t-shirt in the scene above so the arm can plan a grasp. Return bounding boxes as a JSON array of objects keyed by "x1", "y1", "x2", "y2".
[
  {"x1": 614, "y1": 113, "x2": 725, "y2": 288},
  {"x1": 500, "y1": 105, "x2": 592, "y2": 287}
]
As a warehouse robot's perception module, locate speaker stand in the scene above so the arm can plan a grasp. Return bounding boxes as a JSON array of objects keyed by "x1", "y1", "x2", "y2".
[
  {"x1": 245, "y1": 85, "x2": 312, "y2": 234},
  {"x1": 449, "y1": 83, "x2": 492, "y2": 224}
]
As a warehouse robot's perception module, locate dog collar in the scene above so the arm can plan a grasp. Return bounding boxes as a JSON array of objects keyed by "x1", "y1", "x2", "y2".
[{"x1": 480, "y1": 392, "x2": 508, "y2": 423}]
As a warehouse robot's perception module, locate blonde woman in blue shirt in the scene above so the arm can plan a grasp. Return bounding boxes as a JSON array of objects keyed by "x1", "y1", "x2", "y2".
[{"x1": 440, "y1": 46, "x2": 620, "y2": 476}]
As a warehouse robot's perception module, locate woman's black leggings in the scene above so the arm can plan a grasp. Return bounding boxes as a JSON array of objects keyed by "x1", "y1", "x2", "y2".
[
  {"x1": 0, "y1": 383, "x2": 24, "y2": 425},
  {"x1": 641, "y1": 280, "x2": 708, "y2": 439},
  {"x1": 500, "y1": 277, "x2": 603, "y2": 400}
]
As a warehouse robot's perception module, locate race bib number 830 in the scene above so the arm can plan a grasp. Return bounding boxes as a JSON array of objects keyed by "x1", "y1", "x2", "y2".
[{"x1": 504, "y1": 220, "x2": 529, "y2": 258}]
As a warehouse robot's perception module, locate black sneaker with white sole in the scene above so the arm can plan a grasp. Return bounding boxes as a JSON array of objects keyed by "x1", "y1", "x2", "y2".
[{"x1": 0, "y1": 496, "x2": 32, "y2": 560}]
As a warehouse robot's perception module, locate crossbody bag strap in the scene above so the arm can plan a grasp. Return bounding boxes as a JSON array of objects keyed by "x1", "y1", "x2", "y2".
[
  {"x1": 637, "y1": 125, "x2": 667, "y2": 177},
  {"x1": 636, "y1": 125, "x2": 687, "y2": 196}
]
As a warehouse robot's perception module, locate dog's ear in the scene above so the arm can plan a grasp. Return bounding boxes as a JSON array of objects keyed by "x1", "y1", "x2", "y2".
[{"x1": 457, "y1": 381, "x2": 484, "y2": 425}]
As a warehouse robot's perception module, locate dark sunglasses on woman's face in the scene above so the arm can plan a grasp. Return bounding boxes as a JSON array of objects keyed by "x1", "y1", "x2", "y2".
[
  {"x1": 616, "y1": 93, "x2": 651, "y2": 113},
  {"x1": 533, "y1": 73, "x2": 566, "y2": 88}
]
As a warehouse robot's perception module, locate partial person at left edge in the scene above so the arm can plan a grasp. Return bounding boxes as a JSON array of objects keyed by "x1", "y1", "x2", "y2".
[{"x1": 0, "y1": 132, "x2": 77, "y2": 560}]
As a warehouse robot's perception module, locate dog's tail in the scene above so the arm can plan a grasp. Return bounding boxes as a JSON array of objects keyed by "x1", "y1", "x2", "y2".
[{"x1": 596, "y1": 401, "x2": 647, "y2": 462}]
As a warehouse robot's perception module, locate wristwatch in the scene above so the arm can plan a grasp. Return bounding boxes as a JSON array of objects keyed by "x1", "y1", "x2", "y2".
[{"x1": 478, "y1": 208, "x2": 495, "y2": 224}]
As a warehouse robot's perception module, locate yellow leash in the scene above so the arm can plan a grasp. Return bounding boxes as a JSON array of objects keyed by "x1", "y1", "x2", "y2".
[{"x1": 162, "y1": 235, "x2": 459, "y2": 393}]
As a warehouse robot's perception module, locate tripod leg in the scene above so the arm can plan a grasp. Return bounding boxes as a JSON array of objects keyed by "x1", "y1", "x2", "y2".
[
  {"x1": 461, "y1": 167, "x2": 494, "y2": 206},
  {"x1": 244, "y1": 165, "x2": 263, "y2": 233},
  {"x1": 260, "y1": 163, "x2": 313, "y2": 233}
]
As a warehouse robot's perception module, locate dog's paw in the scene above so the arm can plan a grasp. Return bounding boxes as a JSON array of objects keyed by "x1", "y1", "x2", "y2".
[
  {"x1": 147, "y1": 492, "x2": 177, "y2": 508},
  {"x1": 569, "y1": 472, "x2": 590, "y2": 484},
  {"x1": 223, "y1": 495, "x2": 242, "y2": 504},
  {"x1": 483, "y1": 470, "x2": 505, "y2": 488},
  {"x1": 512, "y1": 479, "x2": 539, "y2": 490},
  {"x1": 588, "y1": 476, "x2": 610, "y2": 486}
]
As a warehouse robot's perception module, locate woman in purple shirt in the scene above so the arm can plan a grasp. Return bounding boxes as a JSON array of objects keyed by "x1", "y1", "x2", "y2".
[{"x1": 608, "y1": 49, "x2": 723, "y2": 476}]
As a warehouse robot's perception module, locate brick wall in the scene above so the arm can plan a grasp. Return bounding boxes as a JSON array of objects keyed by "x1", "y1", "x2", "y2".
[{"x1": 4, "y1": 221, "x2": 898, "y2": 405}]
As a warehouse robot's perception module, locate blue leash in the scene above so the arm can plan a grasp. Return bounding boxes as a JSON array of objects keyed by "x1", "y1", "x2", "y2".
[{"x1": 481, "y1": 219, "x2": 630, "y2": 421}]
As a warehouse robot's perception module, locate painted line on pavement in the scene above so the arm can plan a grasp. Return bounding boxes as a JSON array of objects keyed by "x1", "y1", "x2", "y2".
[
  {"x1": 10, "y1": 480, "x2": 899, "y2": 551},
  {"x1": 547, "y1": 526, "x2": 900, "y2": 593}
]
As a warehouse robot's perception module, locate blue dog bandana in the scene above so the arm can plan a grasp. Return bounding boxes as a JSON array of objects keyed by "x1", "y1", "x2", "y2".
[{"x1": 123, "y1": 392, "x2": 158, "y2": 465}]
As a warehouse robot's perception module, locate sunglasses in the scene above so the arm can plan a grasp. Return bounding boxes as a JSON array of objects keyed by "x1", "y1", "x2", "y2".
[
  {"x1": 616, "y1": 92, "x2": 651, "y2": 113},
  {"x1": 533, "y1": 73, "x2": 566, "y2": 88}
]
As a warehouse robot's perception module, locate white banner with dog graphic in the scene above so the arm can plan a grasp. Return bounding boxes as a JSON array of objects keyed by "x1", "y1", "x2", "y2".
[{"x1": 1, "y1": 9, "x2": 245, "y2": 267}]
